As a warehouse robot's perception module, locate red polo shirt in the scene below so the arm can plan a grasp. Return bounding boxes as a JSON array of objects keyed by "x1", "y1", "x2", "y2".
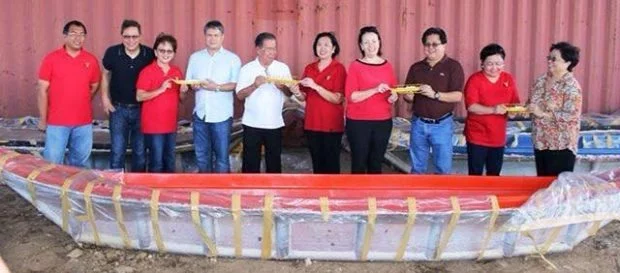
[
  {"x1": 38, "y1": 47, "x2": 101, "y2": 126},
  {"x1": 300, "y1": 60, "x2": 346, "y2": 132},
  {"x1": 464, "y1": 71, "x2": 520, "y2": 147},
  {"x1": 345, "y1": 60, "x2": 397, "y2": 120},
  {"x1": 136, "y1": 61, "x2": 183, "y2": 134}
]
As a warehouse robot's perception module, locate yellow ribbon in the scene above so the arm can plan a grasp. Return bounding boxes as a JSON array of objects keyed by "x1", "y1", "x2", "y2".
[
  {"x1": 190, "y1": 191, "x2": 218, "y2": 256},
  {"x1": 395, "y1": 197, "x2": 417, "y2": 261},
  {"x1": 150, "y1": 189, "x2": 165, "y2": 252},
  {"x1": 26, "y1": 164, "x2": 56, "y2": 204},
  {"x1": 112, "y1": 185, "x2": 131, "y2": 248},
  {"x1": 0, "y1": 152, "x2": 19, "y2": 175},
  {"x1": 83, "y1": 179, "x2": 102, "y2": 245},
  {"x1": 319, "y1": 197, "x2": 330, "y2": 222},
  {"x1": 60, "y1": 171, "x2": 87, "y2": 232},
  {"x1": 435, "y1": 196, "x2": 461, "y2": 260},
  {"x1": 477, "y1": 195, "x2": 500, "y2": 260},
  {"x1": 360, "y1": 197, "x2": 377, "y2": 261},
  {"x1": 231, "y1": 193, "x2": 242, "y2": 257}
]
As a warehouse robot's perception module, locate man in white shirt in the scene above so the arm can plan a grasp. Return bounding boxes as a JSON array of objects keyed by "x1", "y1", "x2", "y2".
[
  {"x1": 236, "y1": 32, "x2": 292, "y2": 173},
  {"x1": 186, "y1": 20, "x2": 241, "y2": 173}
]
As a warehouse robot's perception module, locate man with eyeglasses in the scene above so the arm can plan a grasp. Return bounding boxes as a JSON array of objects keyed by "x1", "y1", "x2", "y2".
[
  {"x1": 185, "y1": 20, "x2": 241, "y2": 173},
  {"x1": 236, "y1": 32, "x2": 292, "y2": 173},
  {"x1": 403, "y1": 27, "x2": 464, "y2": 174},
  {"x1": 101, "y1": 20, "x2": 155, "y2": 172},
  {"x1": 38, "y1": 20, "x2": 101, "y2": 167}
]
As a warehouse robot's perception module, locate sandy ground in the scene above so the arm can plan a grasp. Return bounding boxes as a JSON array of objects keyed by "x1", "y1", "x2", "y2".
[{"x1": 0, "y1": 184, "x2": 619, "y2": 273}]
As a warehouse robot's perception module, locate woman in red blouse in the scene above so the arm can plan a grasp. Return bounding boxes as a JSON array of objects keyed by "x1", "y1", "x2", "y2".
[
  {"x1": 290, "y1": 32, "x2": 346, "y2": 173},
  {"x1": 527, "y1": 42, "x2": 582, "y2": 176},
  {"x1": 344, "y1": 26, "x2": 398, "y2": 174},
  {"x1": 136, "y1": 34, "x2": 188, "y2": 173},
  {"x1": 464, "y1": 43, "x2": 520, "y2": 175}
]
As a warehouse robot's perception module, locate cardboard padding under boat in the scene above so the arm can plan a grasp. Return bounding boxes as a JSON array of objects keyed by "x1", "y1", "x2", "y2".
[{"x1": 1, "y1": 148, "x2": 619, "y2": 261}]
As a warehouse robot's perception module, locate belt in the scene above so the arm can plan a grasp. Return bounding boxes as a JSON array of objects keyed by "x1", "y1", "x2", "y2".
[
  {"x1": 113, "y1": 102, "x2": 140, "y2": 108},
  {"x1": 415, "y1": 112, "x2": 453, "y2": 124}
]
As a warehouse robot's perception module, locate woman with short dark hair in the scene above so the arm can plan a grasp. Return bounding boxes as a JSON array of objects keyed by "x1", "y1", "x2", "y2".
[
  {"x1": 527, "y1": 42, "x2": 582, "y2": 176},
  {"x1": 290, "y1": 32, "x2": 346, "y2": 174},
  {"x1": 464, "y1": 43, "x2": 520, "y2": 175}
]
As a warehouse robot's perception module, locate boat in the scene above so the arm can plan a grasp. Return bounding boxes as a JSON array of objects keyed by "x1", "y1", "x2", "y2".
[{"x1": 1, "y1": 147, "x2": 618, "y2": 261}]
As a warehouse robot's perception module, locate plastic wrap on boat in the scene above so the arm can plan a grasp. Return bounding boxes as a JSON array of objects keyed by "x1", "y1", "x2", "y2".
[{"x1": 1, "y1": 148, "x2": 618, "y2": 261}]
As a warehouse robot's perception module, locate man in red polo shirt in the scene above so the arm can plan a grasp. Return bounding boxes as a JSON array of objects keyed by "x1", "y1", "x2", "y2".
[{"x1": 38, "y1": 20, "x2": 101, "y2": 167}]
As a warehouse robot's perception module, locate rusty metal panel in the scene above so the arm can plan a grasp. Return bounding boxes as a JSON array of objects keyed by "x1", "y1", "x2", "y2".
[{"x1": 1, "y1": 0, "x2": 619, "y2": 119}]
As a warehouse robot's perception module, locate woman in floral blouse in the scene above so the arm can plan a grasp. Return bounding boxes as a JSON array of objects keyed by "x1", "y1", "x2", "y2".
[{"x1": 527, "y1": 42, "x2": 582, "y2": 176}]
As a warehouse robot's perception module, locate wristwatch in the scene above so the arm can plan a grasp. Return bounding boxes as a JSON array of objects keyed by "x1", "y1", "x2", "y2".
[{"x1": 433, "y1": 91, "x2": 440, "y2": 100}]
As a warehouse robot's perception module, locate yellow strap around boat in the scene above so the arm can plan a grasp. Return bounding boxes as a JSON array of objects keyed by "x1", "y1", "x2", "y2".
[
  {"x1": 588, "y1": 221, "x2": 602, "y2": 236},
  {"x1": 477, "y1": 195, "x2": 500, "y2": 260},
  {"x1": 435, "y1": 196, "x2": 461, "y2": 260},
  {"x1": 60, "y1": 171, "x2": 87, "y2": 232},
  {"x1": 26, "y1": 164, "x2": 56, "y2": 204},
  {"x1": 83, "y1": 179, "x2": 102, "y2": 245},
  {"x1": 395, "y1": 197, "x2": 417, "y2": 261},
  {"x1": 540, "y1": 226, "x2": 563, "y2": 254},
  {"x1": 522, "y1": 230, "x2": 558, "y2": 270},
  {"x1": 0, "y1": 152, "x2": 19, "y2": 174},
  {"x1": 190, "y1": 191, "x2": 218, "y2": 256},
  {"x1": 319, "y1": 197, "x2": 330, "y2": 222},
  {"x1": 261, "y1": 194, "x2": 274, "y2": 259},
  {"x1": 231, "y1": 193, "x2": 242, "y2": 257},
  {"x1": 360, "y1": 197, "x2": 377, "y2": 261},
  {"x1": 112, "y1": 185, "x2": 131, "y2": 248},
  {"x1": 150, "y1": 189, "x2": 165, "y2": 252}
]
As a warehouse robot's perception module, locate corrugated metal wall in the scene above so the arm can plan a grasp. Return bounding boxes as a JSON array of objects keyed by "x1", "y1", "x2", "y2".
[{"x1": 1, "y1": 0, "x2": 619, "y2": 119}]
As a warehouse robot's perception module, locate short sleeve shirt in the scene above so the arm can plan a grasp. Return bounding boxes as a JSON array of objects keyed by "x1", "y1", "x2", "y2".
[
  {"x1": 102, "y1": 44, "x2": 155, "y2": 104},
  {"x1": 405, "y1": 56, "x2": 464, "y2": 119},
  {"x1": 235, "y1": 59, "x2": 292, "y2": 129},
  {"x1": 344, "y1": 60, "x2": 397, "y2": 120},
  {"x1": 300, "y1": 60, "x2": 346, "y2": 132},
  {"x1": 136, "y1": 61, "x2": 184, "y2": 134},
  {"x1": 38, "y1": 47, "x2": 101, "y2": 126}
]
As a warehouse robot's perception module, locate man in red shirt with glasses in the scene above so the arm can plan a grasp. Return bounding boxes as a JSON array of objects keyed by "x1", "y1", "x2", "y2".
[{"x1": 38, "y1": 20, "x2": 101, "y2": 167}]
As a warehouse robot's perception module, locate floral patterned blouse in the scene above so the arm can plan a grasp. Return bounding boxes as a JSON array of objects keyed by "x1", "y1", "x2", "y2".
[{"x1": 528, "y1": 72, "x2": 582, "y2": 154}]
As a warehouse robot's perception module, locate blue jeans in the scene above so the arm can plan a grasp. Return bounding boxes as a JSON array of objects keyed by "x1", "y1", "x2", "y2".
[
  {"x1": 146, "y1": 133, "x2": 176, "y2": 173},
  {"x1": 409, "y1": 115, "x2": 453, "y2": 174},
  {"x1": 193, "y1": 115, "x2": 232, "y2": 173},
  {"x1": 109, "y1": 104, "x2": 145, "y2": 172},
  {"x1": 43, "y1": 124, "x2": 92, "y2": 167}
]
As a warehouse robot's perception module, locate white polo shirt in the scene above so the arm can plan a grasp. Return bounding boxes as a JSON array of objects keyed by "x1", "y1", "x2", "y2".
[
  {"x1": 235, "y1": 58, "x2": 292, "y2": 129},
  {"x1": 185, "y1": 47, "x2": 241, "y2": 123}
]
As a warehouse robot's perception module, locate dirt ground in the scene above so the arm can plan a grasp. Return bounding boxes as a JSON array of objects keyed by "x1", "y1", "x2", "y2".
[{"x1": 1, "y1": 186, "x2": 619, "y2": 273}]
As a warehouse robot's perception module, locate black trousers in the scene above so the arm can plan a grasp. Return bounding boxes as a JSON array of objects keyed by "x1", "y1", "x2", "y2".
[
  {"x1": 466, "y1": 142, "x2": 504, "y2": 176},
  {"x1": 242, "y1": 125, "x2": 282, "y2": 173},
  {"x1": 305, "y1": 130, "x2": 343, "y2": 174},
  {"x1": 534, "y1": 149, "x2": 576, "y2": 176},
  {"x1": 345, "y1": 118, "x2": 392, "y2": 174}
]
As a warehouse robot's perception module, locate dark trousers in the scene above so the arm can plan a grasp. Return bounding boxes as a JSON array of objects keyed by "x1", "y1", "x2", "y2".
[
  {"x1": 534, "y1": 149, "x2": 576, "y2": 176},
  {"x1": 467, "y1": 142, "x2": 504, "y2": 176},
  {"x1": 345, "y1": 118, "x2": 392, "y2": 174},
  {"x1": 305, "y1": 130, "x2": 343, "y2": 174},
  {"x1": 242, "y1": 125, "x2": 282, "y2": 173},
  {"x1": 109, "y1": 104, "x2": 145, "y2": 172},
  {"x1": 146, "y1": 133, "x2": 176, "y2": 173}
]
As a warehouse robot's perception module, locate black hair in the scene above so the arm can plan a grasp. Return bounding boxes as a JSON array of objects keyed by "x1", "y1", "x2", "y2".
[
  {"x1": 479, "y1": 43, "x2": 506, "y2": 62},
  {"x1": 121, "y1": 19, "x2": 141, "y2": 34},
  {"x1": 550, "y1": 42, "x2": 580, "y2": 72},
  {"x1": 255, "y1": 32, "x2": 276, "y2": 47},
  {"x1": 421, "y1": 27, "x2": 447, "y2": 45},
  {"x1": 312, "y1": 32, "x2": 340, "y2": 58},
  {"x1": 153, "y1": 33, "x2": 177, "y2": 52},
  {"x1": 357, "y1": 26, "x2": 382, "y2": 57},
  {"x1": 204, "y1": 20, "x2": 224, "y2": 34},
  {"x1": 62, "y1": 20, "x2": 87, "y2": 35}
]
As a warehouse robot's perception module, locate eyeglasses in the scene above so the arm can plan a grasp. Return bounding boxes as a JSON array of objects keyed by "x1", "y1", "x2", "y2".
[
  {"x1": 547, "y1": 56, "x2": 557, "y2": 62},
  {"x1": 157, "y1": 49, "x2": 175, "y2": 55},
  {"x1": 66, "y1": 32, "x2": 86, "y2": 38},
  {"x1": 122, "y1": 35, "x2": 140, "y2": 40},
  {"x1": 483, "y1": 61, "x2": 505, "y2": 67},
  {"x1": 424, "y1": 42, "x2": 442, "y2": 48}
]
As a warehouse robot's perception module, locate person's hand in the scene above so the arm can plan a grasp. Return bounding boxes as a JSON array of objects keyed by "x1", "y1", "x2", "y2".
[
  {"x1": 494, "y1": 104, "x2": 507, "y2": 115},
  {"x1": 300, "y1": 78, "x2": 318, "y2": 90},
  {"x1": 404, "y1": 93, "x2": 414, "y2": 102},
  {"x1": 290, "y1": 84, "x2": 302, "y2": 96},
  {"x1": 254, "y1": 76, "x2": 267, "y2": 88},
  {"x1": 180, "y1": 84, "x2": 189, "y2": 93},
  {"x1": 202, "y1": 79, "x2": 218, "y2": 90},
  {"x1": 102, "y1": 97, "x2": 116, "y2": 115},
  {"x1": 37, "y1": 119, "x2": 46, "y2": 131},
  {"x1": 528, "y1": 104, "x2": 549, "y2": 118},
  {"x1": 388, "y1": 93, "x2": 398, "y2": 104},
  {"x1": 375, "y1": 83, "x2": 391, "y2": 93},
  {"x1": 418, "y1": 84, "x2": 435, "y2": 98},
  {"x1": 160, "y1": 79, "x2": 172, "y2": 91}
]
